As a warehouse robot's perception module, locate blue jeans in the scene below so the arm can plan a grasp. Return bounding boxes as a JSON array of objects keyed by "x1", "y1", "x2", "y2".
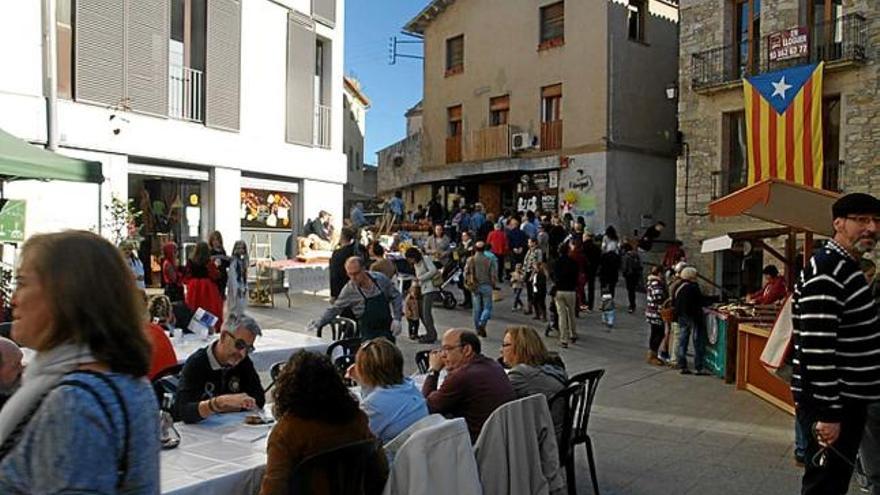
[
  {"x1": 677, "y1": 316, "x2": 706, "y2": 371},
  {"x1": 472, "y1": 284, "x2": 494, "y2": 329},
  {"x1": 795, "y1": 408, "x2": 807, "y2": 461}
]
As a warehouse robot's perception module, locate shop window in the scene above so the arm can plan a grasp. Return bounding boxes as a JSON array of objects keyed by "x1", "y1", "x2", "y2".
[
  {"x1": 732, "y1": 0, "x2": 761, "y2": 77},
  {"x1": 489, "y1": 95, "x2": 509, "y2": 127},
  {"x1": 56, "y1": 0, "x2": 73, "y2": 99},
  {"x1": 722, "y1": 111, "x2": 747, "y2": 194},
  {"x1": 445, "y1": 35, "x2": 464, "y2": 76},
  {"x1": 540, "y1": 1, "x2": 564, "y2": 48},
  {"x1": 627, "y1": 0, "x2": 646, "y2": 42}
]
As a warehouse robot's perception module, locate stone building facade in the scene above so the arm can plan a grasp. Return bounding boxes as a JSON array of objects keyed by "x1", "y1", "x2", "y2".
[{"x1": 676, "y1": 0, "x2": 879, "y2": 294}]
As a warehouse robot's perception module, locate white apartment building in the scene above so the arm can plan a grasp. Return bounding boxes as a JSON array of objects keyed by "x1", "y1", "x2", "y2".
[{"x1": 0, "y1": 0, "x2": 345, "y2": 268}]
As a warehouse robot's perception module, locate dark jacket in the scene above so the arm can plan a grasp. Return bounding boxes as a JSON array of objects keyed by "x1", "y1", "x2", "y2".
[
  {"x1": 175, "y1": 343, "x2": 266, "y2": 423},
  {"x1": 547, "y1": 226, "x2": 567, "y2": 256},
  {"x1": 583, "y1": 241, "x2": 601, "y2": 277},
  {"x1": 506, "y1": 228, "x2": 528, "y2": 252},
  {"x1": 329, "y1": 242, "x2": 366, "y2": 298},
  {"x1": 621, "y1": 251, "x2": 643, "y2": 279},
  {"x1": 304, "y1": 218, "x2": 330, "y2": 241},
  {"x1": 552, "y1": 256, "x2": 579, "y2": 292},
  {"x1": 599, "y1": 251, "x2": 621, "y2": 285},
  {"x1": 674, "y1": 280, "x2": 704, "y2": 321}
]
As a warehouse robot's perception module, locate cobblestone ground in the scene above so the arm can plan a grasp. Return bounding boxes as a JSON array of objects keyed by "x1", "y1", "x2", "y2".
[{"x1": 249, "y1": 285, "x2": 865, "y2": 494}]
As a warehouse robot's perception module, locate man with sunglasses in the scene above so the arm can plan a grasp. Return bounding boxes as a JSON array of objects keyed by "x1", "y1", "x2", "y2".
[
  {"x1": 792, "y1": 193, "x2": 880, "y2": 494},
  {"x1": 175, "y1": 314, "x2": 265, "y2": 423}
]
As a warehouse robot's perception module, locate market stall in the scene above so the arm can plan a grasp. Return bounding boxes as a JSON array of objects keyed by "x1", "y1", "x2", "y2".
[{"x1": 705, "y1": 179, "x2": 840, "y2": 413}]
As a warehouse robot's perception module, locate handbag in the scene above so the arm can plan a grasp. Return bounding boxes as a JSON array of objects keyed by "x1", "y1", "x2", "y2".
[
  {"x1": 659, "y1": 306, "x2": 676, "y2": 323},
  {"x1": 760, "y1": 295, "x2": 794, "y2": 382}
]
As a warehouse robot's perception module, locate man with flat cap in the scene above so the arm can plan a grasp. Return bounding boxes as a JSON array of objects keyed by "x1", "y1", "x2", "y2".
[{"x1": 792, "y1": 192, "x2": 880, "y2": 494}]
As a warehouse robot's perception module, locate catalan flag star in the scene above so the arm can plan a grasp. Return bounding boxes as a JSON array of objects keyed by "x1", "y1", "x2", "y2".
[{"x1": 771, "y1": 76, "x2": 792, "y2": 100}]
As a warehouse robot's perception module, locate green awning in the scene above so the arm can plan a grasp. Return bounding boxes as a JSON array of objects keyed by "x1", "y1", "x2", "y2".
[{"x1": 0, "y1": 128, "x2": 103, "y2": 183}]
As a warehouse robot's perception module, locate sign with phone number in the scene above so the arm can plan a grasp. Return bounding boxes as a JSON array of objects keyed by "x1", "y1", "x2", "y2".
[{"x1": 768, "y1": 27, "x2": 809, "y2": 62}]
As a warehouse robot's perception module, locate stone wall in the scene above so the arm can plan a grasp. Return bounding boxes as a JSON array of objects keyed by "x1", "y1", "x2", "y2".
[
  {"x1": 676, "y1": 0, "x2": 880, "y2": 281},
  {"x1": 376, "y1": 132, "x2": 422, "y2": 197}
]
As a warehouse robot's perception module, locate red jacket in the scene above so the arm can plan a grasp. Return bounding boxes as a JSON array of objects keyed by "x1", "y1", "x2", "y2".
[
  {"x1": 749, "y1": 276, "x2": 787, "y2": 305},
  {"x1": 486, "y1": 230, "x2": 509, "y2": 256}
]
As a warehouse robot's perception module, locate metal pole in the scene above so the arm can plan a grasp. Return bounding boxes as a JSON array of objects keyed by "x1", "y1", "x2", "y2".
[{"x1": 41, "y1": 0, "x2": 59, "y2": 151}]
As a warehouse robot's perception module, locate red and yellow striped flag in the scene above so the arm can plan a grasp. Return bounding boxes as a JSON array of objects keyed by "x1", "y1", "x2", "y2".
[{"x1": 743, "y1": 62, "x2": 824, "y2": 187}]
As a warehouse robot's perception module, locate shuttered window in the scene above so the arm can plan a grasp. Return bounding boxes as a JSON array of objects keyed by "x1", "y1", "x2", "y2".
[
  {"x1": 448, "y1": 105, "x2": 462, "y2": 137},
  {"x1": 489, "y1": 95, "x2": 509, "y2": 126},
  {"x1": 542, "y1": 84, "x2": 562, "y2": 122},
  {"x1": 286, "y1": 11, "x2": 316, "y2": 145},
  {"x1": 312, "y1": 0, "x2": 336, "y2": 27},
  {"x1": 540, "y1": 2, "x2": 564, "y2": 43},
  {"x1": 205, "y1": 0, "x2": 241, "y2": 130},
  {"x1": 56, "y1": 0, "x2": 73, "y2": 99},
  {"x1": 75, "y1": 0, "x2": 125, "y2": 106},
  {"x1": 127, "y1": 0, "x2": 170, "y2": 116},
  {"x1": 446, "y1": 35, "x2": 464, "y2": 74}
]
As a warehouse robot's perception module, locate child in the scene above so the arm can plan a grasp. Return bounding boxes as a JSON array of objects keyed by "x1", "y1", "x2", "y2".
[
  {"x1": 600, "y1": 291, "x2": 616, "y2": 330},
  {"x1": 532, "y1": 261, "x2": 548, "y2": 322},
  {"x1": 511, "y1": 263, "x2": 525, "y2": 311},
  {"x1": 645, "y1": 265, "x2": 668, "y2": 366},
  {"x1": 404, "y1": 284, "x2": 421, "y2": 340}
]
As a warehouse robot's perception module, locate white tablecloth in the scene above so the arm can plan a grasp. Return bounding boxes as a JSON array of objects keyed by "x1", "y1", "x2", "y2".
[
  {"x1": 161, "y1": 412, "x2": 270, "y2": 495},
  {"x1": 283, "y1": 265, "x2": 329, "y2": 294},
  {"x1": 173, "y1": 329, "x2": 329, "y2": 372}
]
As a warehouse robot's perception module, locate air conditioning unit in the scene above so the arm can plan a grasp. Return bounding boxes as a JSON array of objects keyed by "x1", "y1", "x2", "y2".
[{"x1": 511, "y1": 132, "x2": 533, "y2": 152}]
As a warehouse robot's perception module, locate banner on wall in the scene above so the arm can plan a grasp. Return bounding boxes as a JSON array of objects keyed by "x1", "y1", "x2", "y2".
[{"x1": 240, "y1": 189, "x2": 294, "y2": 229}]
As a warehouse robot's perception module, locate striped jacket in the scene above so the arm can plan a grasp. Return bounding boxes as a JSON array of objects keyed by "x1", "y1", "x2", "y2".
[
  {"x1": 645, "y1": 275, "x2": 667, "y2": 324},
  {"x1": 791, "y1": 239, "x2": 880, "y2": 421}
]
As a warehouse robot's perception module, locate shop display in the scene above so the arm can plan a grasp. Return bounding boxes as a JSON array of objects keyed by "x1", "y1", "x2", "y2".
[{"x1": 240, "y1": 188, "x2": 293, "y2": 230}]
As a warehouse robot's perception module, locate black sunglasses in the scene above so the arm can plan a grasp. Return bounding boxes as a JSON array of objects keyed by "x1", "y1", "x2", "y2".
[{"x1": 224, "y1": 331, "x2": 255, "y2": 353}]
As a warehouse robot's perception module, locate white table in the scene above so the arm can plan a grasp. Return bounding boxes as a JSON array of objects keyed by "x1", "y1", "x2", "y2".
[
  {"x1": 283, "y1": 264, "x2": 330, "y2": 295},
  {"x1": 161, "y1": 411, "x2": 271, "y2": 495},
  {"x1": 173, "y1": 329, "x2": 329, "y2": 372}
]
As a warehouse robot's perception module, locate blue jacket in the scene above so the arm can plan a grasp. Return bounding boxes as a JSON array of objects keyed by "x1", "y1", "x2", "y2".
[{"x1": 361, "y1": 378, "x2": 429, "y2": 445}]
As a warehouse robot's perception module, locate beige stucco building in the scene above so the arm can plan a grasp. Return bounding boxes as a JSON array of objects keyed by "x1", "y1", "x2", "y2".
[
  {"x1": 676, "y1": 0, "x2": 877, "y2": 295},
  {"x1": 343, "y1": 76, "x2": 376, "y2": 211},
  {"x1": 377, "y1": 0, "x2": 680, "y2": 237}
]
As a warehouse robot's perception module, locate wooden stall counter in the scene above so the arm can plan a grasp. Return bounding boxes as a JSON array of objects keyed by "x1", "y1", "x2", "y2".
[{"x1": 736, "y1": 323, "x2": 795, "y2": 415}]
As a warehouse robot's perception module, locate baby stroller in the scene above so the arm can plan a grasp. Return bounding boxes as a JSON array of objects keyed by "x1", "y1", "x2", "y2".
[{"x1": 434, "y1": 259, "x2": 461, "y2": 310}]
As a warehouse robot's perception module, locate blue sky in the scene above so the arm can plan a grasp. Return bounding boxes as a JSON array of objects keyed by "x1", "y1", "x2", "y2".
[{"x1": 344, "y1": 0, "x2": 426, "y2": 165}]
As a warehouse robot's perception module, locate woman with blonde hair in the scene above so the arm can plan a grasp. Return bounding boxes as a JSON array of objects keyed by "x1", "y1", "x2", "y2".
[
  {"x1": 0, "y1": 230, "x2": 159, "y2": 492},
  {"x1": 348, "y1": 338, "x2": 428, "y2": 444},
  {"x1": 501, "y1": 326, "x2": 567, "y2": 433}
]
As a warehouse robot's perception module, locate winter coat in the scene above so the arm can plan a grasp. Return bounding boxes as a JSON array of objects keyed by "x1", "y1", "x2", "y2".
[{"x1": 645, "y1": 275, "x2": 668, "y2": 324}]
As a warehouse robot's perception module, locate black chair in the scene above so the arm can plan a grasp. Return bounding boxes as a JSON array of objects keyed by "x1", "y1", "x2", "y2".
[
  {"x1": 289, "y1": 439, "x2": 380, "y2": 494},
  {"x1": 326, "y1": 338, "x2": 362, "y2": 361},
  {"x1": 415, "y1": 350, "x2": 431, "y2": 374},
  {"x1": 0, "y1": 322, "x2": 11, "y2": 339},
  {"x1": 318, "y1": 317, "x2": 359, "y2": 340},
  {"x1": 151, "y1": 363, "x2": 184, "y2": 406},
  {"x1": 550, "y1": 369, "x2": 605, "y2": 495},
  {"x1": 334, "y1": 354, "x2": 357, "y2": 386},
  {"x1": 263, "y1": 361, "x2": 287, "y2": 393}
]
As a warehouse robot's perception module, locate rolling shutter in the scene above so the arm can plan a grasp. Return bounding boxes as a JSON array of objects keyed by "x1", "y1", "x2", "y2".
[
  {"x1": 286, "y1": 11, "x2": 316, "y2": 145},
  {"x1": 312, "y1": 0, "x2": 336, "y2": 27},
  {"x1": 126, "y1": 0, "x2": 169, "y2": 116},
  {"x1": 205, "y1": 0, "x2": 241, "y2": 130},
  {"x1": 74, "y1": 0, "x2": 125, "y2": 106}
]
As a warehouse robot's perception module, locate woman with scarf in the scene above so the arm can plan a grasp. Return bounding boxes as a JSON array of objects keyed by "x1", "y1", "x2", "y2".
[
  {"x1": 0, "y1": 230, "x2": 159, "y2": 493},
  {"x1": 226, "y1": 240, "x2": 249, "y2": 319}
]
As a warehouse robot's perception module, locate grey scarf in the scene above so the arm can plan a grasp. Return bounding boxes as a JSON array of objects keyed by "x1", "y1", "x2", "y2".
[{"x1": 0, "y1": 343, "x2": 95, "y2": 445}]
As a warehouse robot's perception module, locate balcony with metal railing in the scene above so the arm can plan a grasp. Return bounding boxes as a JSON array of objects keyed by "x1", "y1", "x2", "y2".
[
  {"x1": 168, "y1": 66, "x2": 203, "y2": 122},
  {"x1": 314, "y1": 104, "x2": 331, "y2": 149},
  {"x1": 691, "y1": 13, "x2": 867, "y2": 92}
]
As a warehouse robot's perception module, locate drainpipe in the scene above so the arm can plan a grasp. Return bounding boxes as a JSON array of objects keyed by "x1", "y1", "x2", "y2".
[{"x1": 41, "y1": 0, "x2": 59, "y2": 151}]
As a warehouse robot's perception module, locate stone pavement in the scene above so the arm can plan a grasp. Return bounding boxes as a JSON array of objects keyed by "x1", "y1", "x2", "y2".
[{"x1": 246, "y1": 286, "x2": 862, "y2": 494}]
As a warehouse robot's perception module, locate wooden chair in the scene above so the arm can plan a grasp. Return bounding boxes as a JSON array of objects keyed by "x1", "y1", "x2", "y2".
[{"x1": 550, "y1": 369, "x2": 605, "y2": 495}]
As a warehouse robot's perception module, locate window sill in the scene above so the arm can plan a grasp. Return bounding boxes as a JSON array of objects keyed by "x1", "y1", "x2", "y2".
[
  {"x1": 538, "y1": 37, "x2": 565, "y2": 52},
  {"x1": 445, "y1": 66, "x2": 464, "y2": 78}
]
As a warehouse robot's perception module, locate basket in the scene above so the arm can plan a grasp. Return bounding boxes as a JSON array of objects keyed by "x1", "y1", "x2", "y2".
[{"x1": 659, "y1": 307, "x2": 676, "y2": 323}]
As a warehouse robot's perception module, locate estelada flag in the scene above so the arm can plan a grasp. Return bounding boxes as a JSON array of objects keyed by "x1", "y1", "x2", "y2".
[{"x1": 743, "y1": 62, "x2": 824, "y2": 187}]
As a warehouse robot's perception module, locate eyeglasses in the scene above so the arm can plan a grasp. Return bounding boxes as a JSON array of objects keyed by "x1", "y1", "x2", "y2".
[
  {"x1": 440, "y1": 344, "x2": 464, "y2": 353},
  {"x1": 224, "y1": 331, "x2": 255, "y2": 354},
  {"x1": 501, "y1": 342, "x2": 513, "y2": 348},
  {"x1": 845, "y1": 216, "x2": 880, "y2": 226}
]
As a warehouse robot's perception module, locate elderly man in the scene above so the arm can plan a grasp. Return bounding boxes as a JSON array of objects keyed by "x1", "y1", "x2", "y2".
[
  {"x1": 329, "y1": 227, "x2": 366, "y2": 300},
  {"x1": 0, "y1": 337, "x2": 23, "y2": 410},
  {"x1": 422, "y1": 329, "x2": 515, "y2": 442},
  {"x1": 310, "y1": 256, "x2": 403, "y2": 341},
  {"x1": 175, "y1": 314, "x2": 265, "y2": 423},
  {"x1": 793, "y1": 193, "x2": 880, "y2": 495}
]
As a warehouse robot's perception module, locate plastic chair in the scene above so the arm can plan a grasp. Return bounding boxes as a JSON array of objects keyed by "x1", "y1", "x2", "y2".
[
  {"x1": 326, "y1": 338, "x2": 362, "y2": 362},
  {"x1": 289, "y1": 439, "x2": 380, "y2": 495},
  {"x1": 151, "y1": 363, "x2": 184, "y2": 405},
  {"x1": 262, "y1": 360, "x2": 287, "y2": 393},
  {"x1": 550, "y1": 369, "x2": 605, "y2": 495},
  {"x1": 334, "y1": 354, "x2": 357, "y2": 386},
  {"x1": 415, "y1": 350, "x2": 431, "y2": 374},
  {"x1": 318, "y1": 316, "x2": 359, "y2": 340}
]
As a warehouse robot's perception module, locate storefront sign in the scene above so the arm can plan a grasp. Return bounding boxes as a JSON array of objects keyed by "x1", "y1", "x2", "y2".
[
  {"x1": 0, "y1": 200, "x2": 26, "y2": 243},
  {"x1": 541, "y1": 194, "x2": 557, "y2": 212},
  {"x1": 241, "y1": 189, "x2": 293, "y2": 230},
  {"x1": 768, "y1": 27, "x2": 808, "y2": 62}
]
